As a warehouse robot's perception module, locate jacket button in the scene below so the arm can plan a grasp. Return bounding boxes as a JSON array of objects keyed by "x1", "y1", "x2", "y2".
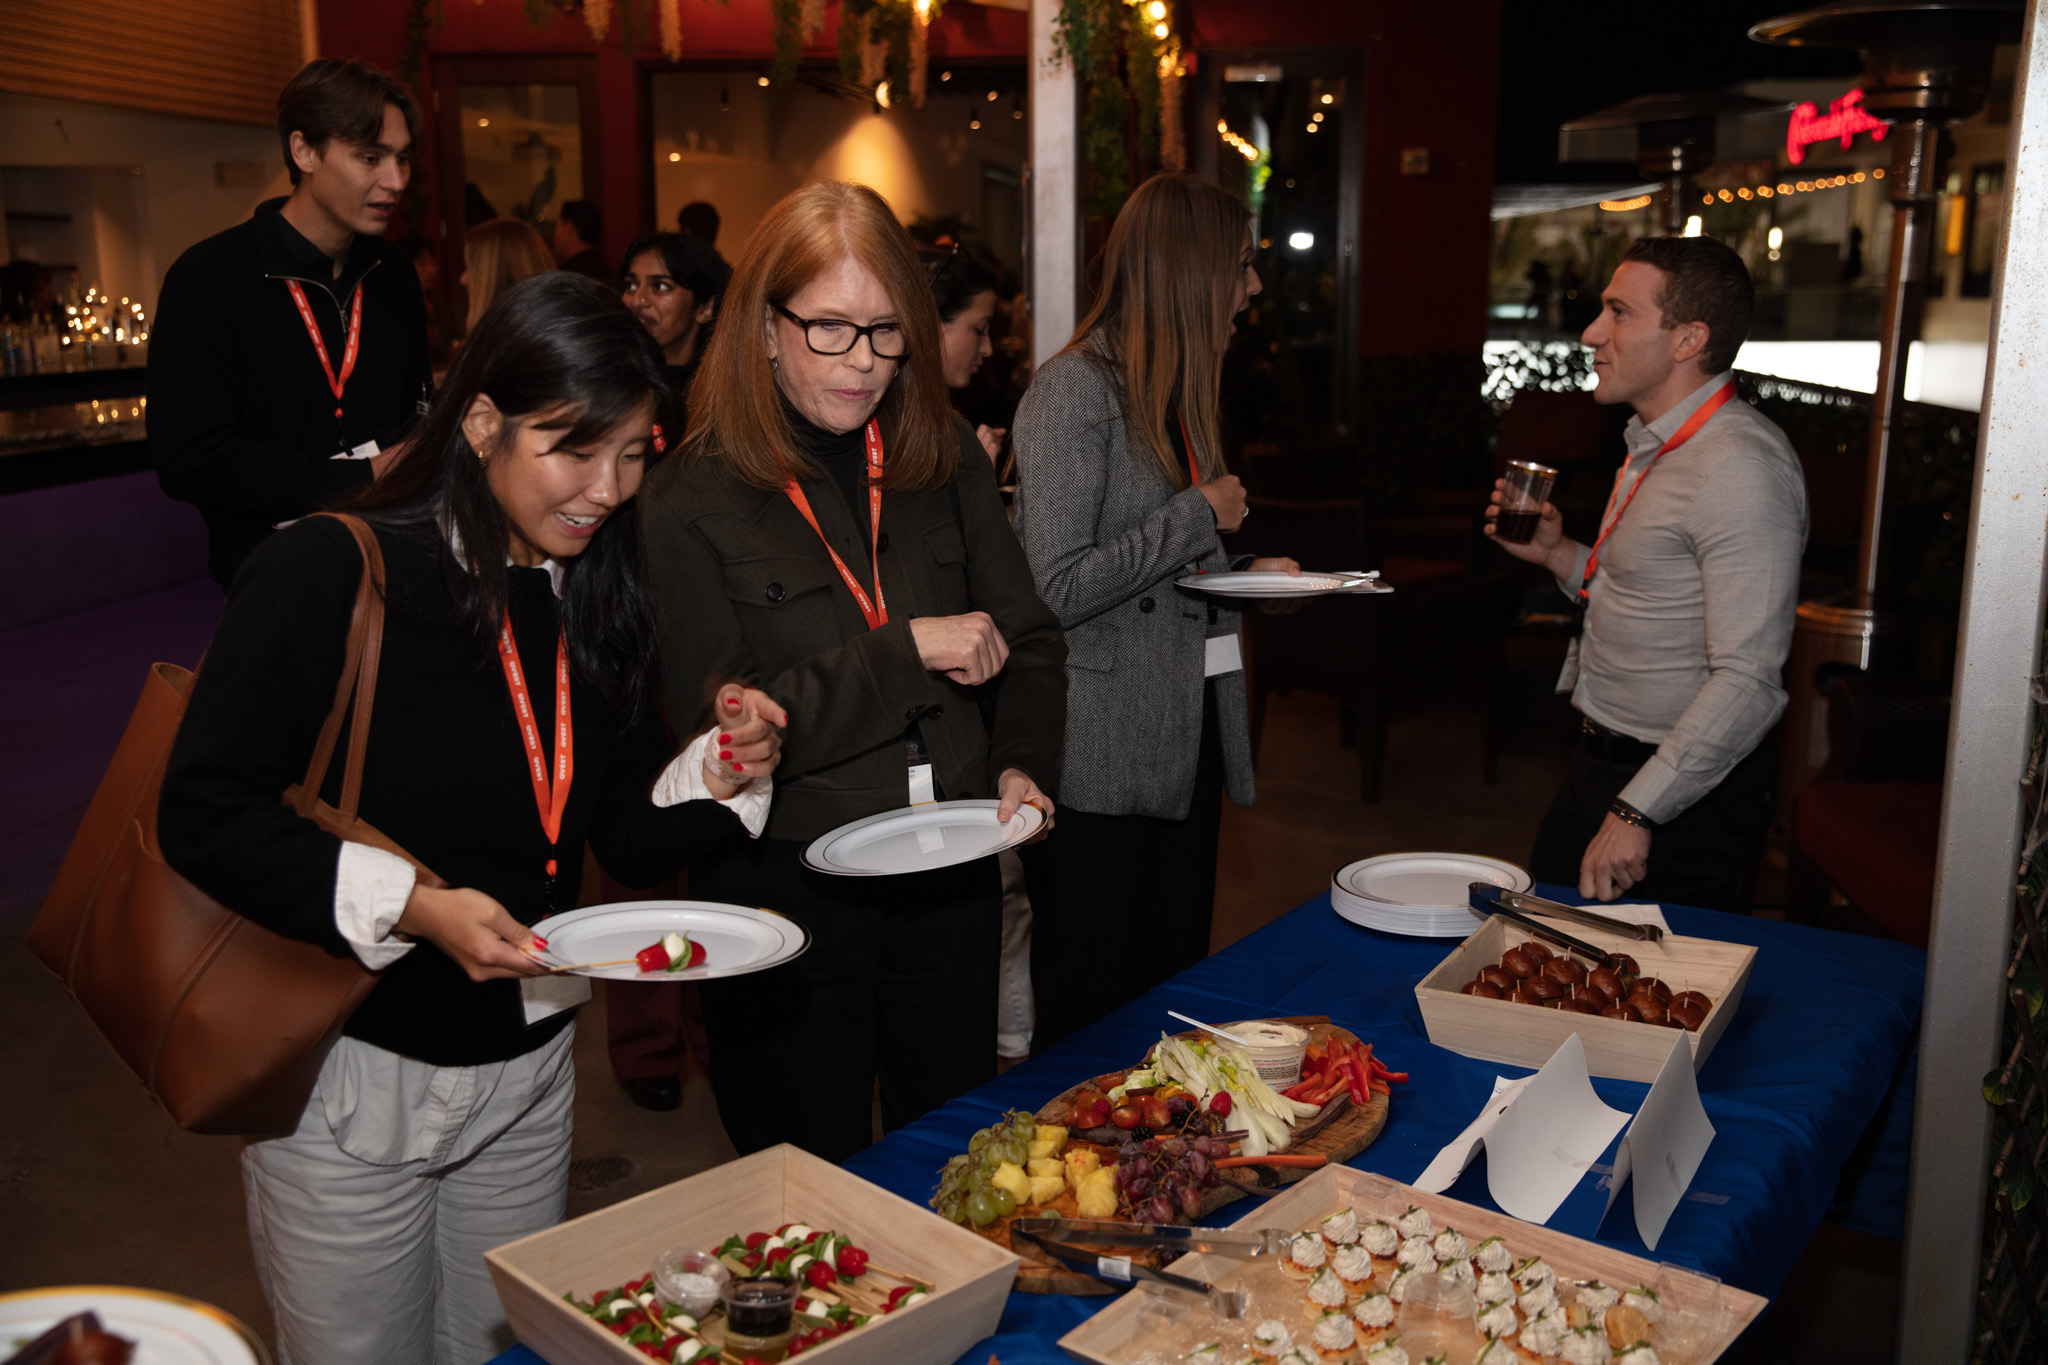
[
  {"x1": 877, "y1": 532, "x2": 890, "y2": 553},
  {"x1": 764, "y1": 582, "x2": 785, "y2": 603},
  {"x1": 1139, "y1": 597, "x2": 1156, "y2": 613}
]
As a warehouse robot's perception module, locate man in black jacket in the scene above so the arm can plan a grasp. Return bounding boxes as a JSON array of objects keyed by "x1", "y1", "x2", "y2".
[{"x1": 150, "y1": 58, "x2": 431, "y2": 586}]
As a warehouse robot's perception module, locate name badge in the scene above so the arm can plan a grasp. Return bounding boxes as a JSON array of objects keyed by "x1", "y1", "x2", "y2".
[
  {"x1": 1555, "y1": 636, "x2": 1582, "y2": 695},
  {"x1": 906, "y1": 728, "x2": 937, "y2": 806},
  {"x1": 331, "y1": 439, "x2": 381, "y2": 461},
  {"x1": 1205, "y1": 633, "x2": 1244, "y2": 678}
]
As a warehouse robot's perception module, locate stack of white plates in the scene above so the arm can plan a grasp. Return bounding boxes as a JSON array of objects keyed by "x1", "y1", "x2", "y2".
[{"x1": 1329, "y1": 851, "x2": 1533, "y2": 938}]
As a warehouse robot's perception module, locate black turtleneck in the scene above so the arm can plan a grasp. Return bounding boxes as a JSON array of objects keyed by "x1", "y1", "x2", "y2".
[{"x1": 786, "y1": 402, "x2": 869, "y2": 534}]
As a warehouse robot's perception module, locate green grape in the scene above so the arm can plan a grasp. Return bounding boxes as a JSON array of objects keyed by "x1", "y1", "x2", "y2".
[
  {"x1": 966, "y1": 1192, "x2": 998, "y2": 1227},
  {"x1": 990, "y1": 1188, "x2": 1017, "y2": 1217},
  {"x1": 996, "y1": 1141, "x2": 1027, "y2": 1166}
]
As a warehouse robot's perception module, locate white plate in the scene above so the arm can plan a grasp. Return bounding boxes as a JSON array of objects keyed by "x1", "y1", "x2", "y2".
[
  {"x1": 0, "y1": 1286, "x2": 267, "y2": 1365},
  {"x1": 802, "y1": 799, "x2": 1045, "y2": 876},
  {"x1": 1329, "y1": 852, "x2": 1532, "y2": 938},
  {"x1": 530, "y1": 901, "x2": 810, "y2": 981},
  {"x1": 1173, "y1": 570, "x2": 1394, "y2": 599}
]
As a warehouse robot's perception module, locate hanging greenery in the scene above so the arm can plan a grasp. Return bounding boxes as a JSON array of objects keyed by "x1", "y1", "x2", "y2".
[{"x1": 1053, "y1": 0, "x2": 1182, "y2": 220}]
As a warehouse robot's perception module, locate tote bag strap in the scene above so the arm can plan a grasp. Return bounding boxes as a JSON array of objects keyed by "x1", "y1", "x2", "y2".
[{"x1": 290, "y1": 513, "x2": 387, "y2": 823}]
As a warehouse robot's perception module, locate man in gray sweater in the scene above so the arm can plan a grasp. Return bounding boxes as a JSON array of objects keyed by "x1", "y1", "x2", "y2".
[{"x1": 1488, "y1": 236, "x2": 1808, "y2": 910}]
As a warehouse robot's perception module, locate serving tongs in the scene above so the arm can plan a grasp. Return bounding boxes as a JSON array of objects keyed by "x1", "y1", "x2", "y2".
[
  {"x1": 1468, "y1": 883, "x2": 1662, "y2": 967},
  {"x1": 1009, "y1": 1217, "x2": 1294, "y2": 1315}
]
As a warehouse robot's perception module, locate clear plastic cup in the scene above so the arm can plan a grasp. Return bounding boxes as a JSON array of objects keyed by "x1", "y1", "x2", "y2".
[
  {"x1": 652, "y1": 1246, "x2": 730, "y2": 1318},
  {"x1": 1497, "y1": 460, "x2": 1559, "y2": 544},
  {"x1": 1396, "y1": 1269, "x2": 1480, "y2": 1358}
]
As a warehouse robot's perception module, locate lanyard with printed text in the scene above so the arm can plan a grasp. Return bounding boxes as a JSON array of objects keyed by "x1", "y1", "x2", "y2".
[
  {"x1": 780, "y1": 419, "x2": 888, "y2": 630},
  {"x1": 285, "y1": 279, "x2": 363, "y2": 422},
  {"x1": 1576, "y1": 381, "x2": 1736, "y2": 604},
  {"x1": 496, "y1": 613, "x2": 574, "y2": 879}
]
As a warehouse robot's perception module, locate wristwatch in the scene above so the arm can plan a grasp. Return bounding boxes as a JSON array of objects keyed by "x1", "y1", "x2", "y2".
[{"x1": 1608, "y1": 799, "x2": 1657, "y2": 831}]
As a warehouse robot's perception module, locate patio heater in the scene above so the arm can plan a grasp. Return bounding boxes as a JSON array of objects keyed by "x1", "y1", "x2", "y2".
[
  {"x1": 1750, "y1": 0, "x2": 2021, "y2": 803},
  {"x1": 1559, "y1": 91, "x2": 1785, "y2": 236}
]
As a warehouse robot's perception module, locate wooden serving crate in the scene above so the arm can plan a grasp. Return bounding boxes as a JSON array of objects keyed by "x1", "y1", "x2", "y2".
[
  {"x1": 1414, "y1": 913, "x2": 1756, "y2": 1083},
  {"x1": 486, "y1": 1144, "x2": 1018, "y2": 1365},
  {"x1": 1059, "y1": 1166, "x2": 1767, "y2": 1365}
]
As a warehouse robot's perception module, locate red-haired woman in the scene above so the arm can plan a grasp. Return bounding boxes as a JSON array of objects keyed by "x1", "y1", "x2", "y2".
[{"x1": 638, "y1": 181, "x2": 1067, "y2": 1160}]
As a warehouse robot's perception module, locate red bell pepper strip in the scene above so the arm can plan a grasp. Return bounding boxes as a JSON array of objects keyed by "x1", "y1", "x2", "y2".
[{"x1": 1341, "y1": 1057, "x2": 1369, "y2": 1104}]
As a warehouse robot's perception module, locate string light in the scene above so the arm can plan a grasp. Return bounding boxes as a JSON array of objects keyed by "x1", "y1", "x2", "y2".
[
  {"x1": 1598, "y1": 193, "x2": 1653, "y2": 212},
  {"x1": 1153, "y1": 21, "x2": 1168, "y2": 37},
  {"x1": 1698, "y1": 168, "x2": 1877, "y2": 205},
  {"x1": 1217, "y1": 120, "x2": 1259, "y2": 162}
]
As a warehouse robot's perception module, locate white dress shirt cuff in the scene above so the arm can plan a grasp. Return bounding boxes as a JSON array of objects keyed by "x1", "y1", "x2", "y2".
[
  {"x1": 653, "y1": 730, "x2": 772, "y2": 837},
  {"x1": 334, "y1": 842, "x2": 419, "y2": 970}
]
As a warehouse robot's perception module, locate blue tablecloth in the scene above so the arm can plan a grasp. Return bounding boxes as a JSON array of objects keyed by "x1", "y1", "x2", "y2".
[{"x1": 496, "y1": 886, "x2": 1922, "y2": 1365}]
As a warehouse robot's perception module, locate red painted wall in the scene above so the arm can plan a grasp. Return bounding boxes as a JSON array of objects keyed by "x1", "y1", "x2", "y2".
[
  {"x1": 317, "y1": 0, "x2": 1029, "y2": 266},
  {"x1": 318, "y1": 0, "x2": 1498, "y2": 358},
  {"x1": 1190, "y1": 0, "x2": 1501, "y2": 357}
]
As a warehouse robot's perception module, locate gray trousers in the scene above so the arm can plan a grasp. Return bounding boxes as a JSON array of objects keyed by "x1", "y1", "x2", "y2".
[
  {"x1": 996, "y1": 848, "x2": 1035, "y2": 1059},
  {"x1": 241, "y1": 1026, "x2": 577, "y2": 1365}
]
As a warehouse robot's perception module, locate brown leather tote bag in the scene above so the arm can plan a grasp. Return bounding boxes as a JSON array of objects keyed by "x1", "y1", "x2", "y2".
[{"x1": 29, "y1": 514, "x2": 441, "y2": 1135}]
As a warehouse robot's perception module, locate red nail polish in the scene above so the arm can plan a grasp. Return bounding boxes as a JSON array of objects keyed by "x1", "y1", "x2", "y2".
[
  {"x1": 532, "y1": 935, "x2": 548, "y2": 949},
  {"x1": 725, "y1": 697, "x2": 740, "y2": 708},
  {"x1": 733, "y1": 762, "x2": 744, "y2": 772},
  {"x1": 719, "y1": 749, "x2": 733, "y2": 760},
  {"x1": 718, "y1": 734, "x2": 731, "y2": 744}
]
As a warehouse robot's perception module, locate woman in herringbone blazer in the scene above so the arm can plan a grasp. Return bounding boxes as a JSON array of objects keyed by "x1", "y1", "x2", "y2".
[{"x1": 1012, "y1": 174, "x2": 1299, "y2": 1049}]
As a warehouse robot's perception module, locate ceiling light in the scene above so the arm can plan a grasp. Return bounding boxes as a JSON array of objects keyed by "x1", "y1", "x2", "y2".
[{"x1": 1288, "y1": 231, "x2": 1314, "y2": 249}]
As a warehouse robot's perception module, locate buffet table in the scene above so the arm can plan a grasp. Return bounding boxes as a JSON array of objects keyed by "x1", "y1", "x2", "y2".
[{"x1": 495, "y1": 884, "x2": 1923, "y2": 1365}]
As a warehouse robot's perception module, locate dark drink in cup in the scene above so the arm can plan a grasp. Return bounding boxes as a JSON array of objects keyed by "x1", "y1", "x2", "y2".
[
  {"x1": 1496, "y1": 460, "x2": 1558, "y2": 545},
  {"x1": 1495, "y1": 509, "x2": 1542, "y2": 542}
]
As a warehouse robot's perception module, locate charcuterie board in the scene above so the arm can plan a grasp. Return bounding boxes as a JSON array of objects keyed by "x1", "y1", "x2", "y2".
[{"x1": 987, "y1": 1017, "x2": 1390, "y2": 1295}]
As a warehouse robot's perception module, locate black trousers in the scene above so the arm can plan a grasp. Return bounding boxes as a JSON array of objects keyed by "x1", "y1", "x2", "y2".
[
  {"x1": 1529, "y1": 730, "x2": 1778, "y2": 912},
  {"x1": 1022, "y1": 686, "x2": 1225, "y2": 1052},
  {"x1": 696, "y1": 837, "x2": 1000, "y2": 1162}
]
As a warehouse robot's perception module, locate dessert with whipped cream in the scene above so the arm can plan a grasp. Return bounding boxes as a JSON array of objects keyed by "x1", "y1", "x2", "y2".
[
  {"x1": 1386, "y1": 1266, "x2": 1415, "y2": 1304},
  {"x1": 1307, "y1": 1266, "x2": 1349, "y2": 1309},
  {"x1": 1471, "y1": 1235, "x2": 1513, "y2": 1273},
  {"x1": 1276, "y1": 1348, "x2": 1318, "y2": 1365},
  {"x1": 1615, "y1": 1345, "x2": 1661, "y2": 1365},
  {"x1": 1253, "y1": 1319, "x2": 1293, "y2": 1352},
  {"x1": 1286, "y1": 1230, "x2": 1328, "y2": 1274},
  {"x1": 1474, "y1": 1301, "x2": 1519, "y2": 1338},
  {"x1": 1557, "y1": 1327, "x2": 1608, "y2": 1365},
  {"x1": 1311, "y1": 1310, "x2": 1357, "y2": 1357},
  {"x1": 1395, "y1": 1236, "x2": 1438, "y2": 1272},
  {"x1": 1513, "y1": 1256, "x2": 1556, "y2": 1292},
  {"x1": 1475, "y1": 1269, "x2": 1515, "y2": 1305},
  {"x1": 1520, "y1": 1305, "x2": 1569, "y2": 1357},
  {"x1": 1184, "y1": 1344, "x2": 1224, "y2": 1365},
  {"x1": 1574, "y1": 1281, "x2": 1620, "y2": 1316},
  {"x1": 1358, "y1": 1219, "x2": 1400, "y2": 1258},
  {"x1": 1331, "y1": 1244, "x2": 1375, "y2": 1286},
  {"x1": 1518, "y1": 1280, "x2": 1559, "y2": 1319},
  {"x1": 1394, "y1": 1206, "x2": 1434, "y2": 1240},
  {"x1": 1363, "y1": 1338, "x2": 1410, "y2": 1365},
  {"x1": 1442, "y1": 1257, "x2": 1477, "y2": 1289},
  {"x1": 1352, "y1": 1291, "x2": 1395, "y2": 1331},
  {"x1": 1621, "y1": 1286, "x2": 1663, "y2": 1323},
  {"x1": 1472, "y1": 1337, "x2": 1517, "y2": 1365},
  {"x1": 1430, "y1": 1227, "x2": 1467, "y2": 1262},
  {"x1": 1321, "y1": 1207, "x2": 1359, "y2": 1246}
]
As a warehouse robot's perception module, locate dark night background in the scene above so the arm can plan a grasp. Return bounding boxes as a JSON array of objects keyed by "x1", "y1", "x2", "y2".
[{"x1": 1493, "y1": 0, "x2": 1865, "y2": 183}]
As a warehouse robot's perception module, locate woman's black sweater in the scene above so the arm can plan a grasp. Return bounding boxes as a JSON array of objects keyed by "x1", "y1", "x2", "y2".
[{"x1": 160, "y1": 515, "x2": 748, "y2": 1066}]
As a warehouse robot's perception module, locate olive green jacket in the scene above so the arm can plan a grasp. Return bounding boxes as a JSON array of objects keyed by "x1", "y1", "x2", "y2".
[{"x1": 639, "y1": 419, "x2": 1068, "y2": 844}]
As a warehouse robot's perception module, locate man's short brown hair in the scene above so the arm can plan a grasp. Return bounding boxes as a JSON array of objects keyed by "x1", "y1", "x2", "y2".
[
  {"x1": 1621, "y1": 235, "x2": 1754, "y2": 374},
  {"x1": 277, "y1": 58, "x2": 420, "y2": 186}
]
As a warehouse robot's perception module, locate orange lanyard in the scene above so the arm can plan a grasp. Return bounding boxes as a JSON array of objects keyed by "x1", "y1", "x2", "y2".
[
  {"x1": 1577, "y1": 382, "x2": 1736, "y2": 604},
  {"x1": 285, "y1": 280, "x2": 363, "y2": 422},
  {"x1": 781, "y1": 419, "x2": 888, "y2": 631},
  {"x1": 496, "y1": 613, "x2": 574, "y2": 878}
]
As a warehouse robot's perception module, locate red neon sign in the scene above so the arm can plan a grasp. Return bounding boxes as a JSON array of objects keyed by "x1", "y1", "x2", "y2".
[{"x1": 1787, "y1": 88, "x2": 1888, "y2": 165}]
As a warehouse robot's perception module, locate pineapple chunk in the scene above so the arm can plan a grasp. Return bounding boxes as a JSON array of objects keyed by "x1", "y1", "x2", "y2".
[
  {"x1": 1027, "y1": 1174, "x2": 1066, "y2": 1206},
  {"x1": 1076, "y1": 1166, "x2": 1119, "y2": 1219},
  {"x1": 1026, "y1": 1124, "x2": 1069, "y2": 1161},
  {"x1": 1063, "y1": 1147, "x2": 1102, "y2": 1192},
  {"x1": 989, "y1": 1161, "x2": 1031, "y2": 1203},
  {"x1": 1027, "y1": 1157, "x2": 1064, "y2": 1179}
]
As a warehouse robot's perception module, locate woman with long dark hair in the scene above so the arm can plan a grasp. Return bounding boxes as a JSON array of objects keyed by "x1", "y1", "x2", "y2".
[
  {"x1": 160, "y1": 272, "x2": 785, "y2": 1364},
  {"x1": 1012, "y1": 173, "x2": 1298, "y2": 1050},
  {"x1": 639, "y1": 181, "x2": 1067, "y2": 1161}
]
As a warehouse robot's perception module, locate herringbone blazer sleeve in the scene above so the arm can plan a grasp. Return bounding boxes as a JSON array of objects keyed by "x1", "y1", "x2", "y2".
[{"x1": 1012, "y1": 351, "x2": 1222, "y2": 629}]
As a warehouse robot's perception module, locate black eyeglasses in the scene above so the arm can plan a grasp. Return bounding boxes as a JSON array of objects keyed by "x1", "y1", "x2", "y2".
[{"x1": 771, "y1": 301, "x2": 909, "y2": 359}]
